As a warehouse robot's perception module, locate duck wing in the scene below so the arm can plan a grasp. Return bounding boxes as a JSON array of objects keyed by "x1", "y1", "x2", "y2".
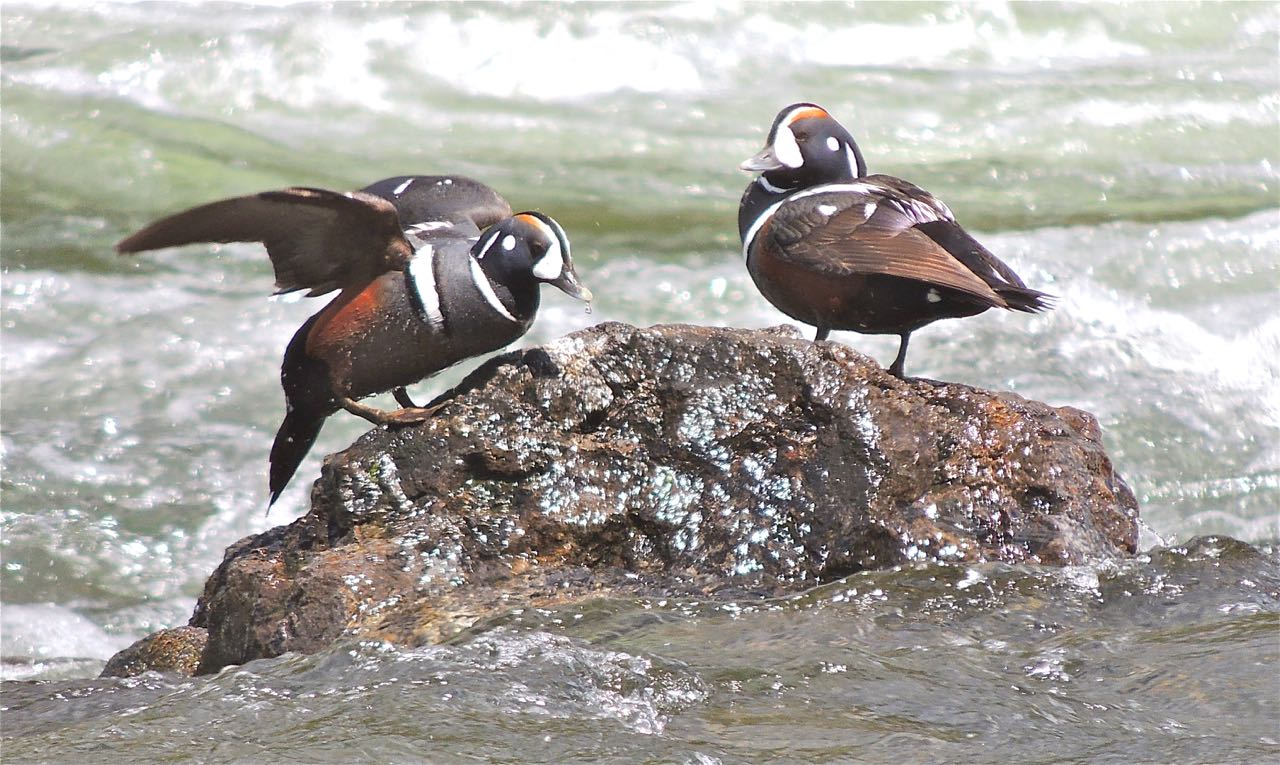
[
  {"x1": 116, "y1": 187, "x2": 414, "y2": 297},
  {"x1": 361, "y1": 175, "x2": 512, "y2": 241},
  {"x1": 764, "y1": 183, "x2": 1006, "y2": 306}
]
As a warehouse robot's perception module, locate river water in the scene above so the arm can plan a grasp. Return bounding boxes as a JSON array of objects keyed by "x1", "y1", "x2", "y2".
[{"x1": 2, "y1": 3, "x2": 1277, "y2": 763}]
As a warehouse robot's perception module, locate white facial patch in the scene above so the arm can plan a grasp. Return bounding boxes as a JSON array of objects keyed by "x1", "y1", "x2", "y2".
[
  {"x1": 502, "y1": 234, "x2": 515, "y2": 251},
  {"x1": 468, "y1": 257, "x2": 518, "y2": 323},
  {"x1": 531, "y1": 236, "x2": 564, "y2": 281},
  {"x1": 773, "y1": 124, "x2": 803, "y2": 168},
  {"x1": 826, "y1": 136, "x2": 840, "y2": 152},
  {"x1": 406, "y1": 245, "x2": 445, "y2": 329},
  {"x1": 518, "y1": 215, "x2": 569, "y2": 282}
]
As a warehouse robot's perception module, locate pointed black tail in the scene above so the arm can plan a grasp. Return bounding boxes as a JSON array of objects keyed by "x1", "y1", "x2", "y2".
[
  {"x1": 997, "y1": 284, "x2": 1055, "y2": 314},
  {"x1": 916, "y1": 220, "x2": 1055, "y2": 314},
  {"x1": 269, "y1": 406, "x2": 327, "y2": 506},
  {"x1": 268, "y1": 314, "x2": 338, "y2": 507}
]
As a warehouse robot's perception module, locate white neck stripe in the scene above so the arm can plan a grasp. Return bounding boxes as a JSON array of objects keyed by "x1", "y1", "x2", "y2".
[
  {"x1": 407, "y1": 245, "x2": 445, "y2": 329},
  {"x1": 845, "y1": 145, "x2": 861, "y2": 177},
  {"x1": 468, "y1": 257, "x2": 519, "y2": 323},
  {"x1": 758, "y1": 175, "x2": 787, "y2": 194}
]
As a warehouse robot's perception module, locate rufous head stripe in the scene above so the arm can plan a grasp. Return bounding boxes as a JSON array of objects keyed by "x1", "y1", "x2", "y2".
[
  {"x1": 782, "y1": 105, "x2": 830, "y2": 126},
  {"x1": 514, "y1": 212, "x2": 572, "y2": 260}
]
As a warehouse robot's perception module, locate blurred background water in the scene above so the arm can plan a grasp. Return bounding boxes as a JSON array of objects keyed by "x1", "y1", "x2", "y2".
[{"x1": 2, "y1": 2, "x2": 1277, "y2": 763}]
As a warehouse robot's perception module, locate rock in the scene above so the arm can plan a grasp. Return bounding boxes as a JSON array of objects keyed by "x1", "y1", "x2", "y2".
[
  {"x1": 100, "y1": 626, "x2": 207, "y2": 677},
  {"x1": 107, "y1": 322, "x2": 1140, "y2": 676}
]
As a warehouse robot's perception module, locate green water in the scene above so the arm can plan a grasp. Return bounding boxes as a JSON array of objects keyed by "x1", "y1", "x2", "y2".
[{"x1": 2, "y1": 3, "x2": 1278, "y2": 763}]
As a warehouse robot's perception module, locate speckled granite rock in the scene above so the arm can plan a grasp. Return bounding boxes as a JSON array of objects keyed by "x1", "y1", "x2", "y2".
[
  {"x1": 100, "y1": 626, "x2": 208, "y2": 677},
  {"x1": 102, "y1": 322, "x2": 1139, "y2": 677}
]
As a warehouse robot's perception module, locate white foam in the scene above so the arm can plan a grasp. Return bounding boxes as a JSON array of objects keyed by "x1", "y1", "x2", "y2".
[
  {"x1": 1067, "y1": 98, "x2": 1279, "y2": 128},
  {"x1": 0, "y1": 602, "x2": 133, "y2": 678},
  {"x1": 3, "y1": 4, "x2": 1171, "y2": 107}
]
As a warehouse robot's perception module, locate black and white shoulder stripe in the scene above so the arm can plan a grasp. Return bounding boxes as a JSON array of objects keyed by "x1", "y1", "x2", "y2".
[
  {"x1": 742, "y1": 180, "x2": 956, "y2": 258},
  {"x1": 405, "y1": 244, "x2": 446, "y2": 330}
]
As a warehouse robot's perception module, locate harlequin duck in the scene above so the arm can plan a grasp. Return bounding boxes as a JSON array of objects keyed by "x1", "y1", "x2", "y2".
[
  {"x1": 117, "y1": 175, "x2": 592, "y2": 505},
  {"x1": 738, "y1": 103, "x2": 1052, "y2": 377}
]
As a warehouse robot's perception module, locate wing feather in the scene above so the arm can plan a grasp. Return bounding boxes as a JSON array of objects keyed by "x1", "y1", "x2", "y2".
[
  {"x1": 116, "y1": 187, "x2": 413, "y2": 296},
  {"x1": 766, "y1": 190, "x2": 1005, "y2": 305}
]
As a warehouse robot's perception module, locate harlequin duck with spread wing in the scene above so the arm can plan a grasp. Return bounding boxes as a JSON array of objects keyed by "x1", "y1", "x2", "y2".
[
  {"x1": 117, "y1": 175, "x2": 592, "y2": 505},
  {"x1": 738, "y1": 103, "x2": 1051, "y2": 377}
]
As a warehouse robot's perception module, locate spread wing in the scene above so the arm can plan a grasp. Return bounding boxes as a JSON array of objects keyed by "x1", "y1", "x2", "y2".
[
  {"x1": 116, "y1": 187, "x2": 414, "y2": 297},
  {"x1": 766, "y1": 188, "x2": 1006, "y2": 305}
]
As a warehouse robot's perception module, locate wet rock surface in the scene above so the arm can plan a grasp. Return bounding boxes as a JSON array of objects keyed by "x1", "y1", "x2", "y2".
[{"x1": 104, "y1": 322, "x2": 1140, "y2": 677}]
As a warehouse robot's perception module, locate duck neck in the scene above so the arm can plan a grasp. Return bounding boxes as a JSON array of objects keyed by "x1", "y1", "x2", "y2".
[{"x1": 738, "y1": 176, "x2": 792, "y2": 243}]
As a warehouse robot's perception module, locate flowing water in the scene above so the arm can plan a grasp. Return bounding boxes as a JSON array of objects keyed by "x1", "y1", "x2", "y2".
[{"x1": 2, "y1": 3, "x2": 1277, "y2": 763}]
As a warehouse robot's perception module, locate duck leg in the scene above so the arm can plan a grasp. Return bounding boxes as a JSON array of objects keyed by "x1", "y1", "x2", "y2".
[
  {"x1": 392, "y1": 387, "x2": 418, "y2": 408},
  {"x1": 888, "y1": 332, "x2": 911, "y2": 378},
  {"x1": 814, "y1": 326, "x2": 831, "y2": 342},
  {"x1": 339, "y1": 396, "x2": 440, "y2": 426}
]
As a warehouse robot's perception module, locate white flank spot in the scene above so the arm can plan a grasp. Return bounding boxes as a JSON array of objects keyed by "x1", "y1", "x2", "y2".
[
  {"x1": 926, "y1": 288, "x2": 942, "y2": 303},
  {"x1": 407, "y1": 245, "x2": 445, "y2": 328},
  {"x1": 474, "y1": 230, "x2": 501, "y2": 260},
  {"x1": 501, "y1": 234, "x2": 516, "y2": 251},
  {"x1": 393, "y1": 178, "x2": 414, "y2": 196},
  {"x1": 773, "y1": 124, "x2": 803, "y2": 168},
  {"x1": 826, "y1": 136, "x2": 840, "y2": 152},
  {"x1": 817, "y1": 204, "x2": 838, "y2": 217},
  {"x1": 864, "y1": 201, "x2": 877, "y2": 218},
  {"x1": 468, "y1": 257, "x2": 518, "y2": 322}
]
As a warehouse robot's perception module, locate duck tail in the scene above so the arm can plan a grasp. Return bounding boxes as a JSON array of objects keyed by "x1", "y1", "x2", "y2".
[
  {"x1": 997, "y1": 284, "x2": 1055, "y2": 314},
  {"x1": 268, "y1": 405, "x2": 328, "y2": 507},
  {"x1": 268, "y1": 317, "x2": 337, "y2": 507}
]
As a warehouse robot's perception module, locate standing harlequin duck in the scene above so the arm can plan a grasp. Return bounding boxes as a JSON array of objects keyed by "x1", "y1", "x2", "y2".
[
  {"x1": 738, "y1": 103, "x2": 1052, "y2": 377},
  {"x1": 117, "y1": 175, "x2": 592, "y2": 505}
]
